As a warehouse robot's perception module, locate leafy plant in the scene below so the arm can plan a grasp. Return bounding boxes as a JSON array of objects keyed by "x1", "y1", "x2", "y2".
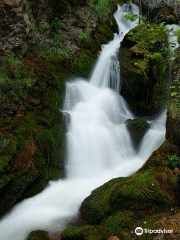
[
  {"x1": 174, "y1": 29, "x2": 180, "y2": 44},
  {"x1": 127, "y1": 24, "x2": 168, "y2": 52},
  {"x1": 168, "y1": 154, "x2": 180, "y2": 169},
  {"x1": 124, "y1": 12, "x2": 146, "y2": 23},
  {"x1": 170, "y1": 79, "x2": 180, "y2": 109}
]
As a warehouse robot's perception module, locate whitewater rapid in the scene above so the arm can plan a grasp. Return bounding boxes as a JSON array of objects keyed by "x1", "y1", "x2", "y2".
[{"x1": 0, "y1": 4, "x2": 166, "y2": 240}]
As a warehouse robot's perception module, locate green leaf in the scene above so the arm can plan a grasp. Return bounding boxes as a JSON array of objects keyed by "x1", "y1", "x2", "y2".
[{"x1": 171, "y1": 92, "x2": 177, "y2": 97}]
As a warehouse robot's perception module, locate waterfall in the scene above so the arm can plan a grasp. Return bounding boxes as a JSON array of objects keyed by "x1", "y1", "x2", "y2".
[
  {"x1": 0, "y1": 4, "x2": 166, "y2": 240},
  {"x1": 166, "y1": 24, "x2": 180, "y2": 51}
]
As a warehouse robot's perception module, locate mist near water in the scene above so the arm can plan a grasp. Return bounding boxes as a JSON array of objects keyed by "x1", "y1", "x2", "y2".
[{"x1": 0, "y1": 4, "x2": 166, "y2": 240}]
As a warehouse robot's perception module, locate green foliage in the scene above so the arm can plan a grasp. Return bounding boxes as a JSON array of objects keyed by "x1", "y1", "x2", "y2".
[
  {"x1": 90, "y1": 0, "x2": 117, "y2": 20},
  {"x1": 128, "y1": 24, "x2": 168, "y2": 51},
  {"x1": 72, "y1": 50, "x2": 94, "y2": 77},
  {"x1": 0, "y1": 54, "x2": 36, "y2": 116},
  {"x1": 121, "y1": 23, "x2": 169, "y2": 114},
  {"x1": 170, "y1": 79, "x2": 180, "y2": 109},
  {"x1": 126, "y1": 118, "x2": 150, "y2": 146},
  {"x1": 80, "y1": 27, "x2": 92, "y2": 42},
  {"x1": 51, "y1": 18, "x2": 62, "y2": 30},
  {"x1": 124, "y1": 12, "x2": 146, "y2": 23},
  {"x1": 168, "y1": 154, "x2": 180, "y2": 170},
  {"x1": 36, "y1": 130, "x2": 55, "y2": 156},
  {"x1": 174, "y1": 29, "x2": 180, "y2": 44}
]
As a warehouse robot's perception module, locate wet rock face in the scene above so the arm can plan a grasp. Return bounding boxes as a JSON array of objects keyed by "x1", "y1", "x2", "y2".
[
  {"x1": 0, "y1": 0, "x2": 98, "y2": 53},
  {"x1": 0, "y1": 0, "x2": 30, "y2": 52}
]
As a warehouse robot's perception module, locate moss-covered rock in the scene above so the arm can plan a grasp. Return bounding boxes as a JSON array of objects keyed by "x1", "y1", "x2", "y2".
[
  {"x1": 28, "y1": 230, "x2": 51, "y2": 240},
  {"x1": 61, "y1": 225, "x2": 114, "y2": 240},
  {"x1": 80, "y1": 141, "x2": 180, "y2": 226},
  {"x1": 103, "y1": 211, "x2": 134, "y2": 231},
  {"x1": 126, "y1": 118, "x2": 150, "y2": 147},
  {"x1": 0, "y1": 56, "x2": 68, "y2": 216},
  {"x1": 120, "y1": 23, "x2": 168, "y2": 115}
]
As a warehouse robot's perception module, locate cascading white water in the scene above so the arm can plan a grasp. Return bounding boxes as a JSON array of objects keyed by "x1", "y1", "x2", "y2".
[
  {"x1": 166, "y1": 24, "x2": 180, "y2": 52},
  {"x1": 0, "y1": 4, "x2": 166, "y2": 240}
]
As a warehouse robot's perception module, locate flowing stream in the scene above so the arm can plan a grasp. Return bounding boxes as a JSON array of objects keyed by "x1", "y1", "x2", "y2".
[{"x1": 0, "y1": 4, "x2": 166, "y2": 240}]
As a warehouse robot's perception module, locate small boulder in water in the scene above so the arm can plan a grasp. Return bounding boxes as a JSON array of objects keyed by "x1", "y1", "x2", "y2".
[
  {"x1": 28, "y1": 231, "x2": 51, "y2": 240},
  {"x1": 126, "y1": 118, "x2": 150, "y2": 147}
]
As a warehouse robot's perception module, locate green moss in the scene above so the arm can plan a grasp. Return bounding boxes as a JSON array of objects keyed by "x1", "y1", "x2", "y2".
[
  {"x1": 80, "y1": 145, "x2": 179, "y2": 225},
  {"x1": 0, "y1": 174, "x2": 14, "y2": 190},
  {"x1": 72, "y1": 50, "x2": 94, "y2": 78},
  {"x1": 89, "y1": 0, "x2": 117, "y2": 21},
  {"x1": 61, "y1": 225, "x2": 115, "y2": 240},
  {"x1": 120, "y1": 46, "x2": 149, "y2": 111},
  {"x1": 0, "y1": 57, "x2": 68, "y2": 215},
  {"x1": 126, "y1": 118, "x2": 150, "y2": 146},
  {"x1": 133, "y1": 213, "x2": 164, "y2": 240},
  {"x1": 130, "y1": 46, "x2": 150, "y2": 56},
  {"x1": 0, "y1": 169, "x2": 39, "y2": 216},
  {"x1": 110, "y1": 169, "x2": 175, "y2": 214},
  {"x1": 61, "y1": 211, "x2": 134, "y2": 240},
  {"x1": 0, "y1": 53, "x2": 36, "y2": 117},
  {"x1": 80, "y1": 177, "x2": 127, "y2": 225},
  {"x1": 0, "y1": 155, "x2": 12, "y2": 172},
  {"x1": 28, "y1": 231, "x2": 51, "y2": 240},
  {"x1": 104, "y1": 211, "x2": 134, "y2": 230}
]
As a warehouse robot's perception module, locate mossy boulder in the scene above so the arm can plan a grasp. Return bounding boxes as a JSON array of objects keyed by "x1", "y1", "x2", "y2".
[
  {"x1": 80, "y1": 141, "x2": 180, "y2": 226},
  {"x1": 126, "y1": 118, "x2": 150, "y2": 147},
  {"x1": 61, "y1": 211, "x2": 134, "y2": 240},
  {"x1": 103, "y1": 211, "x2": 134, "y2": 231},
  {"x1": 28, "y1": 231, "x2": 51, "y2": 240},
  {"x1": 61, "y1": 225, "x2": 114, "y2": 240},
  {"x1": 120, "y1": 24, "x2": 168, "y2": 115}
]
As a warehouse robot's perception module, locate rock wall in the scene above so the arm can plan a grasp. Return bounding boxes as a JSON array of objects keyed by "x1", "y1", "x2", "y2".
[{"x1": 0, "y1": 0, "x2": 98, "y2": 53}]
